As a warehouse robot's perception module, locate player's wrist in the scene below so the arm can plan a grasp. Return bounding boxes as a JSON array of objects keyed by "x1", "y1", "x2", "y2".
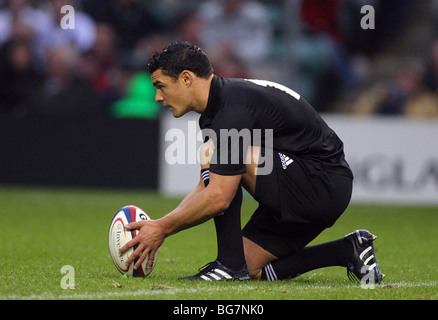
[{"x1": 156, "y1": 214, "x2": 178, "y2": 238}]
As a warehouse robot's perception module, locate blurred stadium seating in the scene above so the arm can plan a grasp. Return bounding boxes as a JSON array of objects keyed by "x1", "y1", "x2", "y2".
[{"x1": 1, "y1": 0, "x2": 437, "y2": 117}]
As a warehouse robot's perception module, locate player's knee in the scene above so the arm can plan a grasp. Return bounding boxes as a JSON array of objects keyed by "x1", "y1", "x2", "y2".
[
  {"x1": 199, "y1": 139, "x2": 215, "y2": 169},
  {"x1": 244, "y1": 252, "x2": 263, "y2": 279},
  {"x1": 243, "y1": 237, "x2": 276, "y2": 280},
  {"x1": 247, "y1": 264, "x2": 262, "y2": 280}
]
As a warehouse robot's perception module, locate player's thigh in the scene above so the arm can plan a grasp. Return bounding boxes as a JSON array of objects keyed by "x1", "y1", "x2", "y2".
[
  {"x1": 244, "y1": 147, "x2": 281, "y2": 212},
  {"x1": 241, "y1": 146, "x2": 260, "y2": 196},
  {"x1": 242, "y1": 146, "x2": 277, "y2": 198},
  {"x1": 243, "y1": 236, "x2": 277, "y2": 279}
]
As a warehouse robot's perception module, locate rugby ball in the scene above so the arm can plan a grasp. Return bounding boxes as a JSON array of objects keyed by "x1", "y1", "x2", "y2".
[{"x1": 108, "y1": 205, "x2": 158, "y2": 277}]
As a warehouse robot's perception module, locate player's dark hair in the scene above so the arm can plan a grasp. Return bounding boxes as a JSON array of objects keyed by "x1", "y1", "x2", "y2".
[{"x1": 147, "y1": 41, "x2": 214, "y2": 80}]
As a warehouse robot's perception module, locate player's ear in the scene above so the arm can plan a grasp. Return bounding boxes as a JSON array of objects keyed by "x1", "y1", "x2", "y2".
[{"x1": 180, "y1": 70, "x2": 193, "y2": 87}]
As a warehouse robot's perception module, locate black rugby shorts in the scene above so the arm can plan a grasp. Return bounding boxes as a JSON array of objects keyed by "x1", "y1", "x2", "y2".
[{"x1": 242, "y1": 150, "x2": 353, "y2": 258}]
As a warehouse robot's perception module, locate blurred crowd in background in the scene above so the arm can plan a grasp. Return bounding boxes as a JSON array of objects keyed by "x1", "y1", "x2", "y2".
[{"x1": 1, "y1": 0, "x2": 438, "y2": 119}]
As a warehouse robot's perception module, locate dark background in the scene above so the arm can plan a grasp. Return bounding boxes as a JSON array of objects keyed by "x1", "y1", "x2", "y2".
[{"x1": 0, "y1": 115, "x2": 159, "y2": 189}]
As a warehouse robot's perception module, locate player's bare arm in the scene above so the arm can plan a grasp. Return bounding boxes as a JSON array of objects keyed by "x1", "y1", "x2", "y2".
[
  {"x1": 159, "y1": 172, "x2": 241, "y2": 236},
  {"x1": 120, "y1": 172, "x2": 241, "y2": 269},
  {"x1": 175, "y1": 175, "x2": 205, "y2": 208}
]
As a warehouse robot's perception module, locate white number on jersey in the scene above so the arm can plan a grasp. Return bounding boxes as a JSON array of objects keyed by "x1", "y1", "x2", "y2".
[{"x1": 244, "y1": 79, "x2": 300, "y2": 100}]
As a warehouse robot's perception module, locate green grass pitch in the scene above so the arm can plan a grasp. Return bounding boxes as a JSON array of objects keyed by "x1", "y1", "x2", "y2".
[{"x1": 0, "y1": 185, "x2": 436, "y2": 300}]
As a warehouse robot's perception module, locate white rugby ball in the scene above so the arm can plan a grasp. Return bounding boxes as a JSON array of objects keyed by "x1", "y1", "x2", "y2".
[{"x1": 108, "y1": 205, "x2": 158, "y2": 277}]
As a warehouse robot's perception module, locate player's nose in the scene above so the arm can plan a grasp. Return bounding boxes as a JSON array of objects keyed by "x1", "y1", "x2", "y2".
[{"x1": 155, "y1": 91, "x2": 164, "y2": 103}]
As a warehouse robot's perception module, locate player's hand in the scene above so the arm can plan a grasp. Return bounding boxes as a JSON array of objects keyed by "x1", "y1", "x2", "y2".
[{"x1": 119, "y1": 219, "x2": 164, "y2": 270}]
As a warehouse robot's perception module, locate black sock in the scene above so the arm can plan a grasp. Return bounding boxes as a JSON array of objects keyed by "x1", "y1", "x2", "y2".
[
  {"x1": 261, "y1": 238, "x2": 353, "y2": 280},
  {"x1": 201, "y1": 169, "x2": 246, "y2": 271}
]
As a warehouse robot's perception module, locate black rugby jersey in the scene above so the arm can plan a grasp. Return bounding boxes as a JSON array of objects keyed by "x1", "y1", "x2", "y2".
[{"x1": 199, "y1": 75, "x2": 353, "y2": 178}]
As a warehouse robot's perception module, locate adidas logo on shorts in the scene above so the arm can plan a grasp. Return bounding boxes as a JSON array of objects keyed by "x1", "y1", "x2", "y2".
[{"x1": 278, "y1": 153, "x2": 293, "y2": 169}]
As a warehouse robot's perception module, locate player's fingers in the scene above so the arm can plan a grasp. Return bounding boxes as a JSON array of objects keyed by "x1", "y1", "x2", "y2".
[
  {"x1": 126, "y1": 244, "x2": 144, "y2": 266},
  {"x1": 134, "y1": 249, "x2": 150, "y2": 270},
  {"x1": 119, "y1": 236, "x2": 139, "y2": 254},
  {"x1": 124, "y1": 221, "x2": 146, "y2": 230},
  {"x1": 146, "y1": 249, "x2": 158, "y2": 269}
]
